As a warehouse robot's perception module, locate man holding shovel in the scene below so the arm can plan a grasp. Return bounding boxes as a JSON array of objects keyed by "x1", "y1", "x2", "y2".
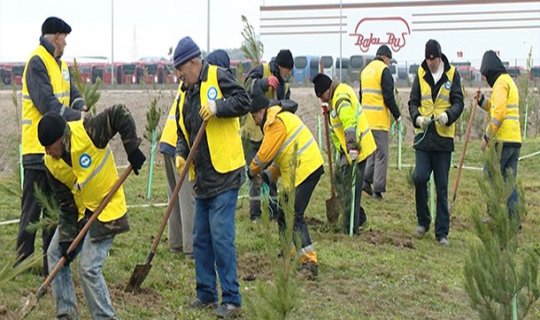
[
  {"x1": 408, "y1": 40, "x2": 464, "y2": 246},
  {"x1": 37, "y1": 105, "x2": 145, "y2": 319},
  {"x1": 312, "y1": 73, "x2": 377, "y2": 235},
  {"x1": 173, "y1": 36, "x2": 250, "y2": 318},
  {"x1": 247, "y1": 94, "x2": 324, "y2": 279}
]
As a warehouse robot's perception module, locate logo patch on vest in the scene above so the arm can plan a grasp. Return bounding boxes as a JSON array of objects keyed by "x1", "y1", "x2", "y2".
[
  {"x1": 331, "y1": 110, "x2": 337, "y2": 118},
  {"x1": 444, "y1": 80, "x2": 451, "y2": 90},
  {"x1": 62, "y1": 69, "x2": 70, "y2": 81},
  {"x1": 79, "y1": 153, "x2": 92, "y2": 168},
  {"x1": 207, "y1": 87, "x2": 218, "y2": 101}
]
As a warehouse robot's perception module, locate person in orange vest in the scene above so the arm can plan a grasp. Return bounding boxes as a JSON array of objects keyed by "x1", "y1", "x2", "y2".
[
  {"x1": 476, "y1": 50, "x2": 522, "y2": 218},
  {"x1": 247, "y1": 94, "x2": 324, "y2": 279},
  {"x1": 408, "y1": 40, "x2": 464, "y2": 246},
  {"x1": 37, "y1": 106, "x2": 145, "y2": 319},
  {"x1": 359, "y1": 45, "x2": 401, "y2": 200},
  {"x1": 17, "y1": 17, "x2": 87, "y2": 276},
  {"x1": 173, "y1": 36, "x2": 250, "y2": 318}
]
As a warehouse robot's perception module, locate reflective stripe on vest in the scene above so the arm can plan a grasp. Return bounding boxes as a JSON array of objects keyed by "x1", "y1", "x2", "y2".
[
  {"x1": 330, "y1": 83, "x2": 377, "y2": 164},
  {"x1": 361, "y1": 59, "x2": 391, "y2": 131},
  {"x1": 22, "y1": 45, "x2": 72, "y2": 155},
  {"x1": 178, "y1": 65, "x2": 245, "y2": 176},
  {"x1": 160, "y1": 83, "x2": 183, "y2": 148},
  {"x1": 416, "y1": 65, "x2": 457, "y2": 138}
]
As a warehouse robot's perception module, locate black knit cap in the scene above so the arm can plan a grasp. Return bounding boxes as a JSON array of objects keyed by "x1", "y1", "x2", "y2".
[
  {"x1": 425, "y1": 39, "x2": 442, "y2": 59},
  {"x1": 275, "y1": 49, "x2": 294, "y2": 69},
  {"x1": 376, "y1": 45, "x2": 392, "y2": 59},
  {"x1": 312, "y1": 73, "x2": 332, "y2": 98},
  {"x1": 41, "y1": 17, "x2": 72, "y2": 35},
  {"x1": 38, "y1": 112, "x2": 66, "y2": 146},
  {"x1": 250, "y1": 94, "x2": 270, "y2": 113}
]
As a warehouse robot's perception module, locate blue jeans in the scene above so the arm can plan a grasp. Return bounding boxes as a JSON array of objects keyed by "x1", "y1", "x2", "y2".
[
  {"x1": 47, "y1": 228, "x2": 116, "y2": 319},
  {"x1": 193, "y1": 188, "x2": 241, "y2": 306},
  {"x1": 413, "y1": 150, "x2": 451, "y2": 240}
]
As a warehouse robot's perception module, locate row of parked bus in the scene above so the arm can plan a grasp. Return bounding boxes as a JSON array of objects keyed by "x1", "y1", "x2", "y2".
[{"x1": 0, "y1": 61, "x2": 178, "y2": 86}]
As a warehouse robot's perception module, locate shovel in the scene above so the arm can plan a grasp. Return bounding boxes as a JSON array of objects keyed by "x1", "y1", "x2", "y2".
[
  {"x1": 126, "y1": 121, "x2": 207, "y2": 292},
  {"x1": 322, "y1": 106, "x2": 340, "y2": 224},
  {"x1": 19, "y1": 165, "x2": 133, "y2": 319},
  {"x1": 451, "y1": 95, "x2": 478, "y2": 208}
]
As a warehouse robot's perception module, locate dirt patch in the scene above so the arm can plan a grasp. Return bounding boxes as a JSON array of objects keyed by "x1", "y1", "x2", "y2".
[
  {"x1": 109, "y1": 282, "x2": 163, "y2": 308},
  {"x1": 237, "y1": 251, "x2": 273, "y2": 282},
  {"x1": 360, "y1": 228, "x2": 415, "y2": 249}
]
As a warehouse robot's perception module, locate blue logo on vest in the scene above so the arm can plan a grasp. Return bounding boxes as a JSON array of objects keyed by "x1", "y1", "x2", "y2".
[
  {"x1": 62, "y1": 69, "x2": 70, "y2": 81},
  {"x1": 207, "y1": 87, "x2": 218, "y2": 101},
  {"x1": 444, "y1": 80, "x2": 451, "y2": 90},
  {"x1": 331, "y1": 110, "x2": 337, "y2": 118},
  {"x1": 79, "y1": 153, "x2": 92, "y2": 168}
]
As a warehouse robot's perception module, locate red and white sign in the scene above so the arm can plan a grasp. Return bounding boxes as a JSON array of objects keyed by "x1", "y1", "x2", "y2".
[{"x1": 349, "y1": 17, "x2": 411, "y2": 53}]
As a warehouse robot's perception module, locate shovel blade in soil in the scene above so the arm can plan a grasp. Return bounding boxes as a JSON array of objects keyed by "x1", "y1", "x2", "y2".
[
  {"x1": 326, "y1": 197, "x2": 340, "y2": 224},
  {"x1": 125, "y1": 263, "x2": 152, "y2": 292}
]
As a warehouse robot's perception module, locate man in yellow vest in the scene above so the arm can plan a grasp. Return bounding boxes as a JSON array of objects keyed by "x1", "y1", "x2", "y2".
[
  {"x1": 408, "y1": 40, "x2": 464, "y2": 246},
  {"x1": 247, "y1": 94, "x2": 324, "y2": 279},
  {"x1": 173, "y1": 36, "x2": 250, "y2": 318},
  {"x1": 17, "y1": 17, "x2": 87, "y2": 275},
  {"x1": 360, "y1": 45, "x2": 401, "y2": 200},
  {"x1": 312, "y1": 73, "x2": 377, "y2": 234},
  {"x1": 476, "y1": 50, "x2": 521, "y2": 217},
  {"x1": 37, "y1": 105, "x2": 145, "y2": 319},
  {"x1": 158, "y1": 49, "x2": 229, "y2": 257},
  {"x1": 243, "y1": 49, "x2": 294, "y2": 221}
]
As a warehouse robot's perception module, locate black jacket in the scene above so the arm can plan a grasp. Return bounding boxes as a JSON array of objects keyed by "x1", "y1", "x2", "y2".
[
  {"x1": 176, "y1": 60, "x2": 251, "y2": 199},
  {"x1": 359, "y1": 57, "x2": 401, "y2": 121},
  {"x1": 45, "y1": 104, "x2": 141, "y2": 243},
  {"x1": 244, "y1": 59, "x2": 291, "y2": 100},
  {"x1": 23, "y1": 36, "x2": 85, "y2": 169},
  {"x1": 408, "y1": 54, "x2": 464, "y2": 152}
]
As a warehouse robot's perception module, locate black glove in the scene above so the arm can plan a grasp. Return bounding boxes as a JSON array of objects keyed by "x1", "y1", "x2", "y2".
[
  {"x1": 246, "y1": 168, "x2": 255, "y2": 180},
  {"x1": 59, "y1": 241, "x2": 77, "y2": 265},
  {"x1": 128, "y1": 148, "x2": 146, "y2": 175},
  {"x1": 261, "y1": 170, "x2": 272, "y2": 186}
]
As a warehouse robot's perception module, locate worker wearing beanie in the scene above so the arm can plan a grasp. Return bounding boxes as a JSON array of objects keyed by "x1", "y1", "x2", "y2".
[
  {"x1": 243, "y1": 49, "x2": 294, "y2": 221},
  {"x1": 312, "y1": 73, "x2": 376, "y2": 235},
  {"x1": 476, "y1": 50, "x2": 521, "y2": 218},
  {"x1": 158, "y1": 49, "x2": 230, "y2": 258},
  {"x1": 247, "y1": 94, "x2": 323, "y2": 279},
  {"x1": 408, "y1": 39, "x2": 464, "y2": 246},
  {"x1": 172, "y1": 36, "x2": 250, "y2": 318},
  {"x1": 17, "y1": 16, "x2": 87, "y2": 276},
  {"x1": 38, "y1": 106, "x2": 145, "y2": 319},
  {"x1": 360, "y1": 45, "x2": 401, "y2": 200}
]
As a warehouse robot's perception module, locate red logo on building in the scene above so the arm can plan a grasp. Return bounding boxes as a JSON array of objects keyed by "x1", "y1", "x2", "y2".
[{"x1": 349, "y1": 17, "x2": 411, "y2": 53}]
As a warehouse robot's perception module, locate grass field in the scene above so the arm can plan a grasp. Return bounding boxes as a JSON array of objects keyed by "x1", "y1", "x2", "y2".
[{"x1": 1, "y1": 138, "x2": 539, "y2": 319}]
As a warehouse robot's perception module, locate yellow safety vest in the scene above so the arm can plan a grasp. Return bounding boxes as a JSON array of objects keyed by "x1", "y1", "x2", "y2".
[
  {"x1": 44, "y1": 121, "x2": 127, "y2": 222},
  {"x1": 160, "y1": 83, "x2": 183, "y2": 148},
  {"x1": 177, "y1": 65, "x2": 245, "y2": 175},
  {"x1": 487, "y1": 74, "x2": 521, "y2": 143},
  {"x1": 264, "y1": 106, "x2": 324, "y2": 188},
  {"x1": 361, "y1": 59, "x2": 392, "y2": 131},
  {"x1": 416, "y1": 66, "x2": 457, "y2": 138},
  {"x1": 22, "y1": 45, "x2": 71, "y2": 155},
  {"x1": 330, "y1": 83, "x2": 377, "y2": 164}
]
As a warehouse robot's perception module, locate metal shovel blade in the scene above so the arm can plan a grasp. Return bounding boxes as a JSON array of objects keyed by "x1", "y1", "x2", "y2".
[
  {"x1": 326, "y1": 195, "x2": 340, "y2": 224},
  {"x1": 125, "y1": 263, "x2": 152, "y2": 292}
]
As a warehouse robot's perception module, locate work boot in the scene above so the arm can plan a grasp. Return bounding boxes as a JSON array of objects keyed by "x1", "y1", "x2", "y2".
[
  {"x1": 362, "y1": 182, "x2": 373, "y2": 196},
  {"x1": 215, "y1": 303, "x2": 242, "y2": 318},
  {"x1": 189, "y1": 298, "x2": 218, "y2": 309},
  {"x1": 372, "y1": 192, "x2": 383, "y2": 200},
  {"x1": 298, "y1": 262, "x2": 318, "y2": 280},
  {"x1": 438, "y1": 237, "x2": 450, "y2": 247}
]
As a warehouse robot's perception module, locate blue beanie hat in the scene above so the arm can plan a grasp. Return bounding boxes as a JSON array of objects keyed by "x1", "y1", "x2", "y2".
[{"x1": 173, "y1": 36, "x2": 201, "y2": 68}]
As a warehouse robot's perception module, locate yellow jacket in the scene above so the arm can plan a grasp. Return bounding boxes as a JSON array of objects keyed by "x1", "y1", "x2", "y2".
[{"x1": 361, "y1": 59, "x2": 391, "y2": 131}]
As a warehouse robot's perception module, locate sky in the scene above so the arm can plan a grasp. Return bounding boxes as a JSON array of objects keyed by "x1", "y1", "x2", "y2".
[{"x1": 0, "y1": 0, "x2": 261, "y2": 62}]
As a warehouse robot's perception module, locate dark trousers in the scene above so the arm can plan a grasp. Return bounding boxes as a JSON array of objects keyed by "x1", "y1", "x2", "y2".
[
  {"x1": 277, "y1": 166, "x2": 323, "y2": 250},
  {"x1": 17, "y1": 168, "x2": 56, "y2": 275},
  {"x1": 343, "y1": 160, "x2": 367, "y2": 234},
  {"x1": 413, "y1": 150, "x2": 451, "y2": 240},
  {"x1": 492, "y1": 146, "x2": 520, "y2": 217},
  {"x1": 364, "y1": 130, "x2": 389, "y2": 193},
  {"x1": 245, "y1": 140, "x2": 278, "y2": 220}
]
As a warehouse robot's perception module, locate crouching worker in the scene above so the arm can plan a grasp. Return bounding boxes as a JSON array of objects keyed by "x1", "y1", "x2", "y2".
[
  {"x1": 247, "y1": 94, "x2": 324, "y2": 279},
  {"x1": 38, "y1": 105, "x2": 145, "y2": 319}
]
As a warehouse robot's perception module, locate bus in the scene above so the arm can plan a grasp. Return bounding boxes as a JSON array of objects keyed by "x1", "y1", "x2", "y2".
[
  {"x1": 320, "y1": 55, "x2": 334, "y2": 78},
  {"x1": 335, "y1": 57, "x2": 350, "y2": 83}
]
